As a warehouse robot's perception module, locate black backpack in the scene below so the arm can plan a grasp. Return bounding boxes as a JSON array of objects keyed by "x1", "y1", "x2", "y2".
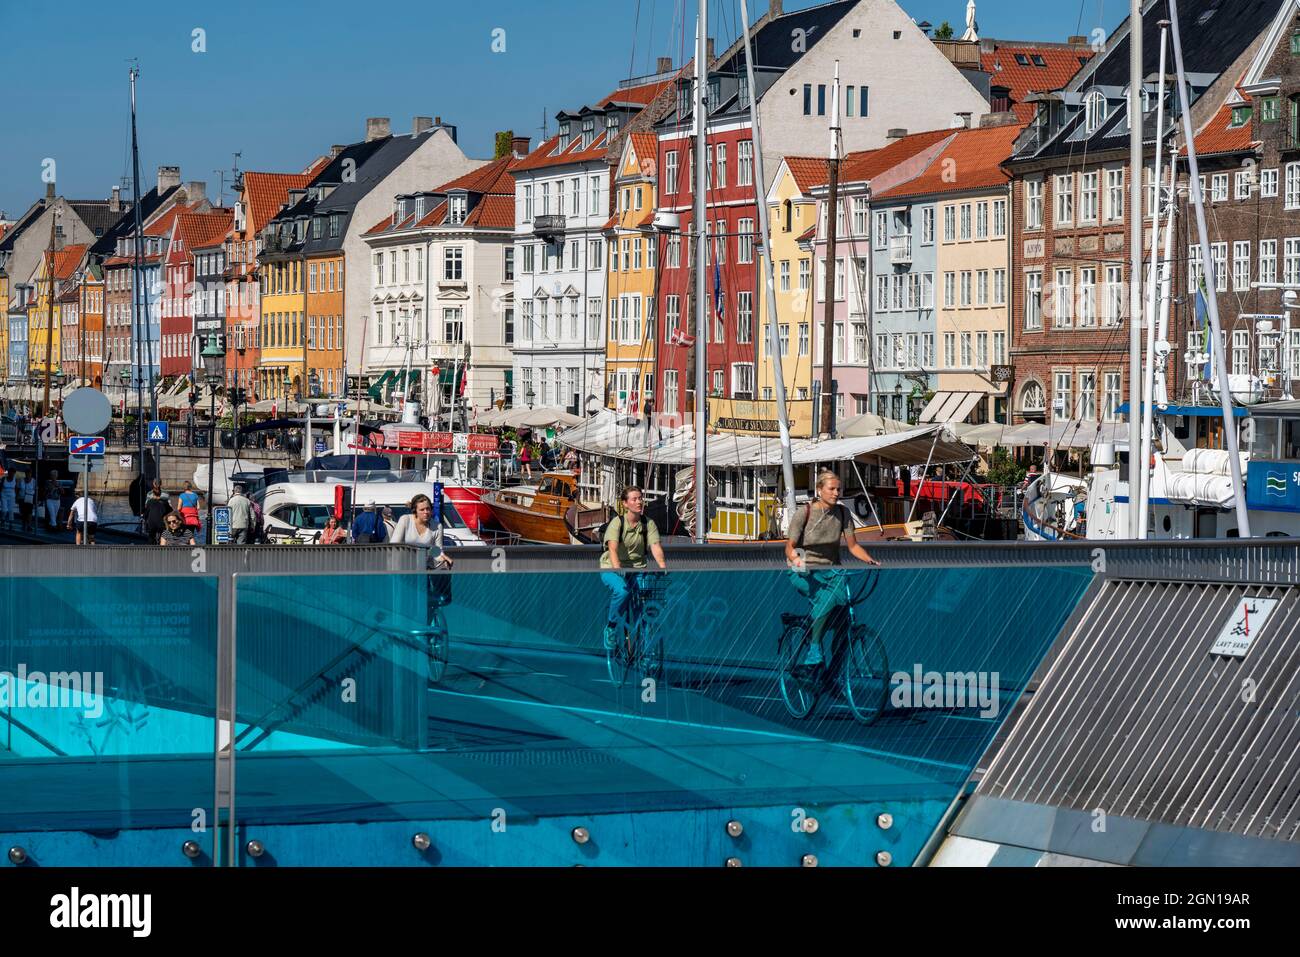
[{"x1": 601, "y1": 512, "x2": 647, "y2": 553}]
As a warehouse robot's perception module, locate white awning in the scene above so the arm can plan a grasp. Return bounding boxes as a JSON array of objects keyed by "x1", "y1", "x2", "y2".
[
  {"x1": 557, "y1": 409, "x2": 974, "y2": 468},
  {"x1": 919, "y1": 390, "x2": 985, "y2": 424}
]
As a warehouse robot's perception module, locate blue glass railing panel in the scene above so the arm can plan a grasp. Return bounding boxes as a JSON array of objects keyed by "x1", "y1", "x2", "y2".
[
  {"x1": 231, "y1": 565, "x2": 1093, "y2": 866},
  {"x1": 0, "y1": 575, "x2": 218, "y2": 862}
]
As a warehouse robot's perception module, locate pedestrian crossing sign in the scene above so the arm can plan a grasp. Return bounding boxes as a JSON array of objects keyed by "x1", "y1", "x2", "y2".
[{"x1": 148, "y1": 420, "x2": 169, "y2": 443}]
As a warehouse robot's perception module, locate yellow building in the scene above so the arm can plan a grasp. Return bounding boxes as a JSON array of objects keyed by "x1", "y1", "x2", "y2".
[
  {"x1": 257, "y1": 253, "x2": 306, "y2": 402},
  {"x1": 27, "y1": 244, "x2": 87, "y2": 383},
  {"x1": 752, "y1": 156, "x2": 823, "y2": 437},
  {"x1": 604, "y1": 133, "x2": 660, "y2": 415}
]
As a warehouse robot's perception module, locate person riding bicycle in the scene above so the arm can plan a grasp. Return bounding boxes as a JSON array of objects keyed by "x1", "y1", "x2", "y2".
[
  {"x1": 784, "y1": 471, "x2": 880, "y2": 667},
  {"x1": 600, "y1": 485, "x2": 666, "y2": 649}
]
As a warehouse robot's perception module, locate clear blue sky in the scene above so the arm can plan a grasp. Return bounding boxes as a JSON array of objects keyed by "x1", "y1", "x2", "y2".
[{"x1": 0, "y1": 0, "x2": 1119, "y2": 218}]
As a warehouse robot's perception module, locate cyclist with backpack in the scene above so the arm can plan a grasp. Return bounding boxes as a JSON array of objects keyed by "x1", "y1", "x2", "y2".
[
  {"x1": 600, "y1": 485, "x2": 666, "y2": 649},
  {"x1": 785, "y1": 471, "x2": 880, "y2": 667}
]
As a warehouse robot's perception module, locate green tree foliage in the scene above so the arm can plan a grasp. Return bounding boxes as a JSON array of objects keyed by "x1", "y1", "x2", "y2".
[
  {"x1": 934, "y1": 21, "x2": 955, "y2": 40},
  {"x1": 985, "y1": 447, "x2": 1026, "y2": 487},
  {"x1": 494, "y1": 130, "x2": 514, "y2": 159}
]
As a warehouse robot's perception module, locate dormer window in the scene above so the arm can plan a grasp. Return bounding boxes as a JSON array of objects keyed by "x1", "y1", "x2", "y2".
[
  {"x1": 606, "y1": 112, "x2": 620, "y2": 137},
  {"x1": 559, "y1": 122, "x2": 571, "y2": 149},
  {"x1": 1084, "y1": 90, "x2": 1108, "y2": 133},
  {"x1": 1230, "y1": 104, "x2": 1252, "y2": 128},
  {"x1": 738, "y1": 74, "x2": 750, "y2": 110},
  {"x1": 415, "y1": 196, "x2": 426, "y2": 219},
  {"x1": 581, "y1": 117, "x2": 595, "y2": 148},
  {"x1": 1014, "y1": 53, "x2": 1030, "y2": 66},
  {"x1": 448, "y1": 195, "x2": 467, "y2": 224}
]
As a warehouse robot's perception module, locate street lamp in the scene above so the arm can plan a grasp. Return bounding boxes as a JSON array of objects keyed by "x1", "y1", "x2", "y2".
[
  {"x1": 525, "y1": 388, "x2": 536, "y2": 409},
  {"x1": 200, "y1": 334, "x2": 226, "y2": 543}
]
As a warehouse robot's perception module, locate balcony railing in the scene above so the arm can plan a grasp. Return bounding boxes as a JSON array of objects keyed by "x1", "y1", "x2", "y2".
[
  {"x1": 532, "y1": 214, "x2": 567, "y2": 239},
  {"x1": 890, "y1": 234, "x2": 913, "y2": 265}
]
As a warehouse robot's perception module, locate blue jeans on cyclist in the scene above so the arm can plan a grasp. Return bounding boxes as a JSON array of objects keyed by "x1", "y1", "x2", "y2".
[
  {"x1": 788, "y1": 568, "x2": 850, "y2": 667},
  {"x1": 602, "y1": 569, "x2": 647, "y2": 649}
]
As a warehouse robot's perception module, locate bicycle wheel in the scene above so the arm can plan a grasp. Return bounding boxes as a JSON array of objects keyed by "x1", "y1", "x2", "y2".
[
  {"x1": 777, "y1": 621, "x2": 820, "y2": 719},
  {"x1": 606, "y1": 625, "x2": 635, "y2": 687},
  {"x1": 638, "y1": 624, "x2": 663, "y2": 683},
  {"x1": 843, "y1": 626, "x2": 889, "y2": 725},
  {"x1": 427, "y1": 609, "x2": 449, "y2": 684}
]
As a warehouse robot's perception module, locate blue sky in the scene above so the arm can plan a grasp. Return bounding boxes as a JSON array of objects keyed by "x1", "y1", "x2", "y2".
[{"x1": 0, "y1": 0, "x2": 1119, "y2": 218}]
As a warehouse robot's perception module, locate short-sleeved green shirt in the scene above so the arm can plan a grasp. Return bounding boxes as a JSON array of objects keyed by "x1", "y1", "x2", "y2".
[{"x1": 600, "y1": 513, "x2": 660, "y2": 569}]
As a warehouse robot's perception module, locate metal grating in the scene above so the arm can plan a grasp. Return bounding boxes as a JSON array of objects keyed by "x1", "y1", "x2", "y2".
[{"x1": 980, "y1": 579, "x2": 1300, "y2": 842}]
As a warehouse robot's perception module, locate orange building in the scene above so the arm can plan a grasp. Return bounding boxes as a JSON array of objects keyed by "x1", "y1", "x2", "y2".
[{"x1": 305, "y1": 250, "x2": 344, "y2": 399}]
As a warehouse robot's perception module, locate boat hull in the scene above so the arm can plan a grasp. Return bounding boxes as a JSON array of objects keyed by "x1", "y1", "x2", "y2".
[{"x1": 483, "y1": 491, "x2": 571, "y2": 544}]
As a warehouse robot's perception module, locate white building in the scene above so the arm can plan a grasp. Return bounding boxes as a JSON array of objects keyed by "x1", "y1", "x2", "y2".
[{"x1": 362, "y1": 153, "x2": 523, "y2": 422}]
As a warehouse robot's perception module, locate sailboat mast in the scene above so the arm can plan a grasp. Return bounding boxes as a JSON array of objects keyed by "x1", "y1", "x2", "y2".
[
  {"x1": 129, "y1": 64, "x2": 150, "y2": 483},
  {"x1": 1137, "y1": 19, "x2": 1170, "y2": 540},
  {"x1": 819, "y1": 61, "x2": 841, "y2": 438},
  {"x1": 1126, "y1": 0, "x2": 1143, "y2": 538},
  {"x1": 692, "y1": 0, "x2": 708, "y2": 543},
  {"x1": 739, "y1": 0, "x2": 796, "y2": 520},
  {"x1": 1168, "y1": 0, "x2": 1250, "y2": 535}
]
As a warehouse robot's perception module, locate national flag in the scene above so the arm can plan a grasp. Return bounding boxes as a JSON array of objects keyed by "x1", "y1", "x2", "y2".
[
  {"x1": 713, "y1": 259, "x2": 724, "y2": 326},
  {"x1": 667, "y1": 326, "x2": 696, "y2": 347},
  {"x1": 458, "y1": 365, "x2": 468, "y2": 396},
  {"x1": 1196, "y1": 286, "x2": 1213, "y2": 382}
]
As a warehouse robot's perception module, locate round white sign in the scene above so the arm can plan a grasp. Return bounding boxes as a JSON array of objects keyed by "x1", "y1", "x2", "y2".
[{"x1": 63, "y1": 387, "x2": 112, "y2": 435}]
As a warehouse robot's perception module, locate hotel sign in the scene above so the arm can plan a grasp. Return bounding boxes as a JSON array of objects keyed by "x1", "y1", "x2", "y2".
[{"x1": 708, "y1": 398, "x2": 815, "y2": 438}]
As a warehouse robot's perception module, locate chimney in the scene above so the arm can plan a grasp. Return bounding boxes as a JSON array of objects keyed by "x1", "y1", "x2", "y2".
[
  {"x1": 770, "y1": 0, "x2": 783, "y2": 16},
  {"x1": 707, "y1": 38, "x2": 715, "y2": 62},
  {"x1": 331, "y1": 144, "x2": 347, "y2": 158},
  {"x1": 157, "y1": 165, "x2": 181, "y2": 194},
  {"x1": 365, "y1": 117, "x2": 392, "y2": 142},
  {"x1": 183, "y1": 180, "x2": 207, "y2": 204},
  {"x1": 887, "y1": 128, "x2": 908, "y2": 141},
  {"x1": 110, "y1": 185, "x2": 122, "y2": 212},
  {"x1": 511, "y1": 135, "x2": 531, "y2": 158},
  {"x1": 412, "y1": 116, "x2": 433, "y2": 136},
  {"x1": 955, "y1": 112, "x2": 973, "y2": 129},
  {"x1": 1067, "y1": 35, "x2": 1089, "y2": 46},
  {"x1": 657, "y1": 56, "x2": 673, "y2": 74},
  {"x1": 979, "y1": 111, "x2": 1020, "y2": 129},
  {"x1": 45, "y1": 182, "x2": 56, "y2": 200}
]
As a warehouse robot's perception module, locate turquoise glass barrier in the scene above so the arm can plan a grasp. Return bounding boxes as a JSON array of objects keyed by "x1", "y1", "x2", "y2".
[
  {"x1": 0, "y1": 576, "x2": 219, "y2": 865},
  {"x1": 232, "y1": 565, "x2": 1093, "y2": 866}
]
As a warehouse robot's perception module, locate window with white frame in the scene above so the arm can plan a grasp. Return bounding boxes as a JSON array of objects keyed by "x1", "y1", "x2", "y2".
[
  {"x1": 1286, "y1": 238, "x2": 1300, "y2": 285},
  {"x1": 731, "y1": 362, "x2": 754, "y2": 398},
  {"x1": 993, "y1": 330, "x2": 1006, "y2": 364},
  {"x1": 976, "y1": 202, "x2": 989, "y2": 239},
  {"x1": 1025, "y1": 271, "x2": 1043, "y2": 329},
  {"x1": 664, "y1": 369, "x2": 679, "y2": 414},
  {"x1": 891, "y1": 273, "x2": 905, "y2": 311},
  {"x1": 943, "y1": 332, "x2": 955, "y2": 367},
  {"x1": 1054, "y1": 174, "x2": 1073, "y2": 225},
  {"x1": 994, "y1": 268, "x2": 1007, "y2": 306},
  {"x1": 738, "y1": 141, "x2": 754, "y2": 186},
  {"x1": 665, "y1": 152, "x2": 679, "y2": 194},
  {"x1": 875, "y1": 333, "x2": 889, "y2": 369},
  {"x1": 976, "y1": 331, "x2": 989, "y2": 368},
  {"x1": 1025, "y1": 178, "x2": 1043, "y2": 229},
  {"x1": 798, "y1": 258, "x2": 810, "y2": 290},
  {"x1": 1287, "y1": 163, "x2": 1300, "y2": 208},
  {"x1": 1103, "y1": 371, "x2": 1122, "y2": 421},
  {"x1": 1235, "y1": 169, "x2": 1253, "y2": 200},
  {"x1": 1053, "y1": 370, "x2": 1072, "y2": 422},
  {"x1": 960, "y1": 332, "x2": 972, "y2": 367},
  {"x1": 1078, "y1": 267, "x2": 1097, "y2": 326},
  {"x1": 1261, "y1": 168, "x2": 1279, "y2": 198},
  {"x1": 737, "y1": 292, "x2": 753, "y2": 344},
  {"x1": 907, "y1": 273, "x2": 921, "y2": 310},
  {"x1": 959, "y1": 203, "x2": 972, "y2": 240},
  {"x1": 1189, "y1": 244, "x2": 1203, "y2": 291},
  {"x1": 1078, "y1": 370, "x2": 1097, "y2": 421},
  {"x1": 1105, "y1": 265, "x2": 1123, "y2": 326},
  {"x1": 852, "y1": 197, "x2": 869, "y2": 235},
  {"x1": 1211, "y1": 173, "x2": 1229, "y2": 203},
  {"x1": 1260, "y1": 239, "x2": 1278, "y2": 284},
  {"x1": 875, "y1": 275, "x2": 889, "y2": 311},
  {"x1": 1232, "y1": 329, "x2": 1250, "y2": 376},
  {"x1": 960, "y1": 271, "x2": 972, "y2": 307},
  {"x1": 874, "y1": 211, "x2": 888, "y2": 250},
  {"x1": 444, "y1": 246, "x2": 464, "y2": 280},
  {"x1": 737, "y1": 218, "x2": 754, "y2": 263},
  {"x1": 1054, "y1": 268, "x2": 1073, "y2": 327},
  {"x1": 922, "y1": 272, "x2": 934, "y2": 308},
  {"x1": 1080, "y1": 171, "x2": 1099, "y2": 222},
  {"x1": 922, "y1": 206, "x2": 935, "y2": 244},
  {"x1": 944, "y1": 272, "x2": 956, "y2": 308},
  {"x1": 943, "y1": 206, "x2": 956, "y2": 243},
  {"x1": 1233, "y1": 242, "x2": 1251, "y2": 291},
  {"x1": 1105, "y1": 168, "x2": 1124, "y2": 221},
  {"x1": 976, "y1": 270, "x2": 989, "y2": 306},
  {"x1": 780, "y1": 260, "x2": 791, "y2": 292}
]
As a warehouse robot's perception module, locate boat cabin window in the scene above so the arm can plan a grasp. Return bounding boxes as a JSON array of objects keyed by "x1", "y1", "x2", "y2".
[
  {"x1": 1283, "y1": 418, "x2": 1300, "y2": 460},
  {"x1": 272, "y1": 505, "x2": 334, "y2": 530},
  {"x1": 1252, "y1": 417, "x2": 1281, "y2": 458},
  {"x1": 538, "y1": 477, "x2": 575, "y2": 498}
]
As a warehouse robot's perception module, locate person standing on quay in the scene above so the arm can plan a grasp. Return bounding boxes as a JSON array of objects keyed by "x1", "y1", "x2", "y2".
[
  {"x1": 142, "y1": 481, "x2": 173, "y2": 544},
  {"x1": 227, "y1": 483, "x2": 254, "y2": 545},
  {"x1": 18, "y1": 472, "x2": 37, "y2": 532},
  {"x1": 67, "y1": 491, "x2": 98, "y2": 545},
  {"x1": 0, "y1": 470, "x2": 16, "y2": 530}
]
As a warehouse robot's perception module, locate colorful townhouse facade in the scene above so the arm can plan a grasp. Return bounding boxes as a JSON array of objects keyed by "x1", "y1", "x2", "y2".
[
  {"x1": 652, "y1": 0, "x2": 991, "y2": 427},
  {"x1": 26, "y1": 244, "x2": 87, "y2": 383},
  {"x1": 260, "y1": 117, "x2": 482, "y2": 403},
  {"x1": 1006, "y1": 0, "x2": 1280, "y2": 428},
  {"x1": 1169, "y1": 1, "x2": 1300, "y2": 404},
  {"x1": 160, "y1": 210, "x2": 233, "y2": 381},
  {"x1": 603, "y1": 133, "x2": 660, "y2": 416},
  {"x1": 363, "y1": 152, "x2": 522, "y2": 422}
]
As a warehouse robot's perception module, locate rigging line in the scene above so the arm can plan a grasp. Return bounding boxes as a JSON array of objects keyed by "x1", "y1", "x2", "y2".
[{"x1": 629, "y1": 0, "x2": 642, "y2": 83}]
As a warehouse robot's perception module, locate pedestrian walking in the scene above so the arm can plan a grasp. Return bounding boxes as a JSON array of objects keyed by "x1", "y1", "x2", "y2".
[
  {"x1": 18, "y1": 472, "x2": 36, "y2": 532},
  {"x1": 382, "y1": 506, "x2": 397, "y2": 539},
  {"x1": 43, "y1": 474, "x2": 62, "y2": 530},
  {"x1": 67, "y1": 492, "x2": 98, "y2": 545},
  {"x1": 227, "y1": 483, "x2": 254, "y2": 545},
  {"x1": 142, "y1": 481, "x2": 173, "y2": 544},
  {"x1": 520, "y1": 441, "x2": 533, "y2": 479},
  {"x1": 351, "y1": 501, "x2": 386, "y2": 543},
  {"x1": 0, "y1": 471, "x2": 16, "y2": 530},
  {"x1": 177, "y1": 481, "x2": 202, "y2": 539}
]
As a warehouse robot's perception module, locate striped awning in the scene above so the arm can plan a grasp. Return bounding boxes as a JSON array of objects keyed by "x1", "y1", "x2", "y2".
[{"x1": 918, "y1": 390, "x2": 985, "y2": 424}]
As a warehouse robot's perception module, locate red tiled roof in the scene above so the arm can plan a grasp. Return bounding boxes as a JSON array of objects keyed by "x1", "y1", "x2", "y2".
[
  {"x1": 840, "y1": 128, "x2": 956, "y2": 183},
  {"x1": 438, "y1": 155, "x2": 519, "y2": 195},
  {"x1": 1187, "y1": 98, "x2": 1255, "y2": 157},
  {"x1": 43, "y1": 244, "x2": 88, "y2": 281},
  {"x1": 512, "y1": 130, "x2": 612, "y2": 173},
  {"x1": 981, "y1": 44, "x2": 1094, "y2": 124},
  {"x1": 176, "y1": 209, "x2": 234, "y2": 251},
  {"x1": 464, "y1": 194, "x2": 515, "y2": 229},
  {"x1": 598, "y1": 77, "x2": 674, "y2": 108},
  {"x1": 784, "y1": 156, "x2": 830, "y2": 194},
  {"x1": 628, "y1": 132, "x2": 658, "y2": 172},
  {"x1": 242, "y1": 171, "x2": 314, "y2": 236},
  {"x1": 604, "y1": 207, "x2": 655, "y2": 232},
  {"x1": 797, "y1": 224, "x2": 817, "y2": 243},
  {"x1": 302, "y1": 155, "x2": 332, "y2": 178},
  {"x1": 874, "y1": 122, "x2": 1024, "y2": 200}
]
